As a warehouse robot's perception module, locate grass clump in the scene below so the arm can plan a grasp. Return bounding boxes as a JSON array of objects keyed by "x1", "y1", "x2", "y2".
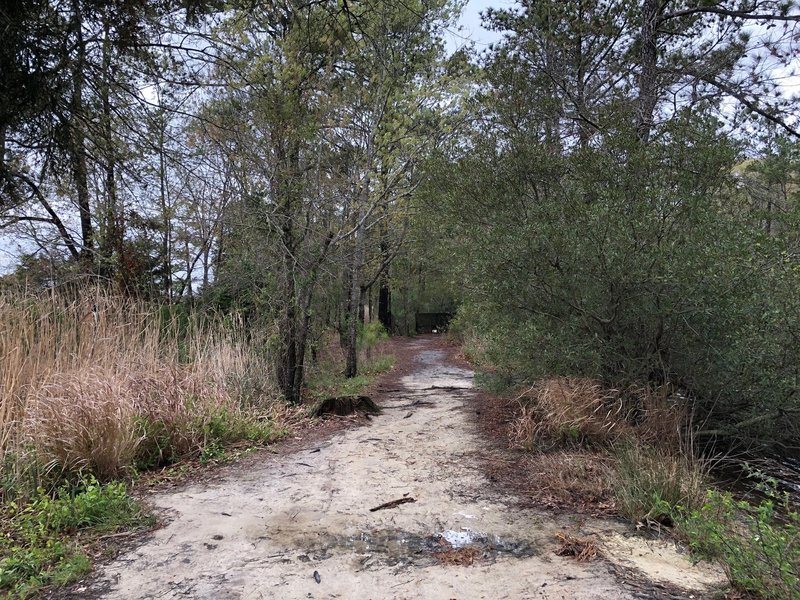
[
  {"x1": 678, "y1": 482, "x2": 800, "y2": 600},
  {"x1": 132, "y1": 403, "x2": 287, "y2": 471},
  {"x1": 613, "y1": 442, "x2": 708, "y2": 527},
  {"x1": 509, "y1": 378, "x2": 687, "y2": 452},
  {"x1": 505, "y1": 377, "x2": 709, "y2": 525},
  {"x1": 0, "y1": 475, "x2": 153, "y2": 598},
  {"x1": 0, "y1": 287, "x2": 292, "y2": 595},
  {"x1": 500, "y1": 373, "x2": 800, "y2": 598}
]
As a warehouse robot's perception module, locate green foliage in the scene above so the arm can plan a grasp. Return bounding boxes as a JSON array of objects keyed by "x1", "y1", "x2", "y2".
[
  {"x1": 133, "y1": 407, "x2": 283, "y2": 470},
  {"x1": 0, "y1": 476, "x2": 152, "y2": 598},
  {"x1": 425, "y1": 102, "x2": 800, "y2": 448},
  {"x1": 679, "y1": 484, "x2": 800, "y2": 599},
  {"x1": 410, "y1": 0, "x2": 800, "y2": 450},
  {"x1": 368, "y1": 354, "x2": 396, "y2": 375},
  {"x1": 132, "y1": 416, "x2": 180, "y2": 471},
  {"x1": 306, "y1": 350, "x2": 395, "y2": 400},
  {"x1": 358, "y1": 321, "x2": 389, "y2": 353},
  {"x1": 201, "y1": 407, "x2": 280, "y2": 447}
]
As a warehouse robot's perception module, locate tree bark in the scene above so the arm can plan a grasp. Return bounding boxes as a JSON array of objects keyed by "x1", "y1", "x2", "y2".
[
  {"x1": 100, "y1": 15, "x2": 123, "y2": 281},
  {"x1": 636, "y1": 0, "x2": 661, "y2": 143},
  {"x1": 70, "y1": 0, "x2": 94, "y2": 267},
  {"x1": 345, "y1": 192, "x2": 367, "y2": 378},
  {"x1": 377, "y1": 216, "x2": 392, "y2": 331},
  {"x1": 378, "y1": 276, "x2": 391, "y2": 331},
  {"x1": 157, "y1": 108, "x2": 172, "y2": 299}
]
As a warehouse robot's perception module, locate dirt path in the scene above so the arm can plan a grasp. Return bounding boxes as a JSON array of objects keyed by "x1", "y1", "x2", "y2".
[{"x1": 71, "y1": 337, "x2": 725, "y2": 599}]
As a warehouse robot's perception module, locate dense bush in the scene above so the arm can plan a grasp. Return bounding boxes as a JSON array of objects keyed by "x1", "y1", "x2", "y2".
[{"x1": 426, "y1": 117, "x2": 800, "y2": 449}]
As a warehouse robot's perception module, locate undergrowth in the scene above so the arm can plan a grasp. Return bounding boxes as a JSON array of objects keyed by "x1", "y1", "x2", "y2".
[
  {"x1": 0, "y1": 476, "x2": 153, "y2": 598},
  {"x1": 0, "y1": 288, "x2": 295, "y2": 597},
  {"x1": 679, "y1": 480, "x2": 800, "y2": 600},
  {"x1": 0, "y1": 288, "x2": 289, "y2": 497},
  {"x1": 306, "y1": 329, "x2": 395, "y2": 400},
  {"x1": 484, "y1": 370, "x2": 800, "y2": 598},
  {"x1": 613, "y1": 442, "x2": 707, "y2": 526}
]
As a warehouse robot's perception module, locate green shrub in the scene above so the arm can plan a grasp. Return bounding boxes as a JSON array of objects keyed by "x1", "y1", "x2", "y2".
[
  {"x1": 426, "y1": 113, "x2": 800, "y2": 450},
  {"x1": 366, "y1": 354, "x2": 395, "y2": 375},
  {"x1": 24, "y1": 478, "x2": 143, "y2": 532},
  {"x1": 358, "y1": 321, "x2": 389, "y2": 353},
  {"x1": 679, "y1": 487, "x2": 800, "y2": 599},
  {"x1": 305, "y1": 348, "x2": 395, "y2": 401},
  {"x1": 200, "y1": 407, "x2": 279, "y2": 446},
  {"x1": 0, "y1": 476, "x2": 152, "y2": 598},
  {"x1": 133, "y1": 406, "x2": 282, "y2": 470},
  {"x1": 133, "y1": 416, "x2": 179, "y2": 471}
]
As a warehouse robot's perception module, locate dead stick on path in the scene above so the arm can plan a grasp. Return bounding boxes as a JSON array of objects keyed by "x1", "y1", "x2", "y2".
[{"x1": 369, "y1": 497, "x2": 416, "y2": 512}]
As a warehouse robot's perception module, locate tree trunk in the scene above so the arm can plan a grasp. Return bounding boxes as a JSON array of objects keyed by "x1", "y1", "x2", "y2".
[
  {"x1": 345, "y1": 185, "x2": 368, "y2": 378},
  {"x1": 273, "y1": 137, "x2": 306, "y2": 404},
  {"x1": 100, "y1": 15, "x2": 123, "y2": 282},
  {"x1": 378, "y1": 276, "x2": 391, "y2": 331},
  {"x1": 70, "y1": 0, "x2": 94, "y2": 267},
  {"x1": 378, "y1": 218, "x2": 392, "y2": 331},
  {"x1": 158, "y1": 110, "x2": 172, "y2": 299},
  {"x1": 358, "y1": 284, "x2": 367, "y2": 323},
  {"x1": 636, "y1": 0, "x2": 661, "y2": 143},
  {"x1": 575, "y1": 1, "x2": 590, "y2": 147}
]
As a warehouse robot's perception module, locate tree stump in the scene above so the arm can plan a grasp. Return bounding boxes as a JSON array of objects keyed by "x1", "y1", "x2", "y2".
[{"x1": 312, "y1": 395, "x2": 381, "y2": 417}]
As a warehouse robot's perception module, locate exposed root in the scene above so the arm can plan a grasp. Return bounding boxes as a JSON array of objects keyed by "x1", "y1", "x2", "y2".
[{"x1": 554, "y1": 532, "x2": 600, "y2": 562}]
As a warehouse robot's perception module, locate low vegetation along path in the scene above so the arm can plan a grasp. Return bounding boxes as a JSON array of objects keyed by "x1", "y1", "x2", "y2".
[{"x1": 73, "y1": 338, "x2": 724, "y2": 599}]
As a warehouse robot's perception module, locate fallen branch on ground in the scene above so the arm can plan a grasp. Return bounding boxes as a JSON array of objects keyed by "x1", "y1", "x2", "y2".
[{"x1": 369, "y1": 497, "x2": 416, "y2": 512}]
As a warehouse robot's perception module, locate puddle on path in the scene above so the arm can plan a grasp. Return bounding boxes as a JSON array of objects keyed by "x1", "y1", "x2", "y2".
[{"x1": 287, "y1": 528, "x2": 538, "y2": 568}]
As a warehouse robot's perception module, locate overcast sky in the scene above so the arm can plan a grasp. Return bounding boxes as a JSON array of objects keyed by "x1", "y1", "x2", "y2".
[{"x1": 445, "y1": 0, "x2": 508, "y2": 54}]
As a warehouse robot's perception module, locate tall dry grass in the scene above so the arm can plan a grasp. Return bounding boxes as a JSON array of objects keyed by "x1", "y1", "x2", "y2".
[
  {"x1": 508, "y1": 376, "x2": 709, "y2": 524},
  {"x1": 0, "y1": 287, "x2": 281, "y2": 492},
  {"x1": 509, "y1": 377, "x2": 689, "y2": 451}
]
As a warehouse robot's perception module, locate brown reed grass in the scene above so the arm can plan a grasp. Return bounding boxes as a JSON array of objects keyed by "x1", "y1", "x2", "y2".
[{"x1": 0, "y1": 287, "x2": 280, "y2": 490}]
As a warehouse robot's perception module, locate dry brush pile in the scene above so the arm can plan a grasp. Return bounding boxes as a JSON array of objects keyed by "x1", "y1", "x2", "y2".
[{"x1": 0, "y1": 288, "x2": 289, "y2": 495}]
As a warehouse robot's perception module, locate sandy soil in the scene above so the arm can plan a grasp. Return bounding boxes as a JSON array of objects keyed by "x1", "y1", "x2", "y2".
[{"x1": 68, "y1": 337, "x2": 725, "y2": 600}]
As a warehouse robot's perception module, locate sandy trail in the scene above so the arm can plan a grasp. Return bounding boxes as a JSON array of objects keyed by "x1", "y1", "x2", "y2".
[{"x1": 74, "y1": 338, "x2": 724, "y2": 599}]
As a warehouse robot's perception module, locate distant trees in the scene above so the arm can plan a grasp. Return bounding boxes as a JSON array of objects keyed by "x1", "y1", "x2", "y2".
[
  {"x1": 1, "y1": 0, "x2": 170, "y2": 271},
  {"x1": 201, "y1": 0, "x2": 460, "y2": 398}
]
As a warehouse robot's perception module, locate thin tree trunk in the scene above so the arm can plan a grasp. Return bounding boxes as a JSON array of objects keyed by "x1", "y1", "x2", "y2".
[
  {"x1": 636, "y1": 0, "x2": 660, "y2": 143},
  {"x1": 274, "y1": 137, "x2": 303, "y2": 404},
  {"x1": 377, "y1": 216, "x2": 392, "y2": 331},
  {"x1": 71, "y1": 0, "x2": 94, "y2": 267},
  {"x1": 158, "y1": 111, "x2": 172, "y2": 299},
  {"x1": 575, "y1": 1, "x2": 590, "y2": 147},
  {"x1": 345, "y1": 185, "x2": 368, "y2": 378},
  {"x1": 100, "y1": 15, "x2": 123, "y2": 282}
]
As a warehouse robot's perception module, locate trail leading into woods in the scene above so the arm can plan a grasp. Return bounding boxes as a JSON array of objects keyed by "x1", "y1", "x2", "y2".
[{"x1": 74, "y1": 338, "x2": 724, "y2": 599}]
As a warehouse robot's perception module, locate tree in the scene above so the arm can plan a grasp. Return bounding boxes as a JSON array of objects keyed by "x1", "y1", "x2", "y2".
[{"x1": 422, "y1": 0, "x2": 800, "y2": 448}]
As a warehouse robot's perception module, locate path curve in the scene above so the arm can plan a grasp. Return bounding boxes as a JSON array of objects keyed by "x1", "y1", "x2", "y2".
[{"x1": 72, "y1": 338, "x2": 724, "y2": 599}]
